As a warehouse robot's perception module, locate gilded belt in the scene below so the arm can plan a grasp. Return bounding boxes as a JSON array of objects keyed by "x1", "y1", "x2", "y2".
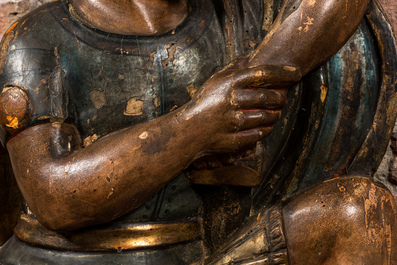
[{"x1": 14, "y1": 214, "x2": 201, "y2": 252}]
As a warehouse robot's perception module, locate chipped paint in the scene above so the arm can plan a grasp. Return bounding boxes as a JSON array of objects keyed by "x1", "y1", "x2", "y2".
[
  {"x1": 124, "y1": 97, "x2": 144, "y2": 116},
  {"x1": 67, "y1": 135, "x2": 72, "y2": 152},
  {"x1": 337, "y1": 182, "x2": 346, "y2": 192},
  {"x1": 186, "y1": 85, "x2": 199, "y2": 98},
  {"x1": 5, "y1": 21, "x2": 18, "y2": 35},
  {"x1": 303, "y1": 16, "x2": 314, "y2": 32},
  {"x1": 283, "y1": 66, "x2": 296, "y2": 72},
  {"x1": 161, "y1": 42, "x2": 178, "y2": 68},
  {"x1": 51, "y1": 121, "x2": 62, "y2": 129},
  {"x1": 89, "y1": 89, "x2": 106, "y2": 109},
  {"x1": 153, "y1": 96, "x2": 161, "y2": 108},
  {"x1": 307, "y1": 0, "x2": 316, "y2": 7},
  {"x1": 364, "y1": 185, "x2": 382, "y2": 244},
  {"x1": 320, "y1": 84, "x2": 328, "y2": 103},
  {"x1": 147, "y1": 50, "x2": 157, "y2": 70},
  {"x1": 262, "y1": 1, "x2": 274, "y2": 31},
  {"x1": 107, "y1": 187, "x2": 114, "y2": 199},
  {"x1": 139, "y1": 131, "x2": 148, "y2": 139},
  {"x1": 170, "y1": 105, "x2": 179, "y2": 112},
  {"x1": 1, "y1": 86, "x2": 12, "y2": 94},
  {"x1": 64, "y1": 161, "x2": 71, "y2": 174},
  {"x1": 83, "y1": 134, "x2": 99, "y2": 147},
  {"x1": 54, "y1": 45, "x2": 60, "y2": 60},
  {"x1": 37, "y1": 115, "x2": 51, "y2": 121},
  {"x1": 5, "y1": 115, "x2": 18, "y2": 129}
]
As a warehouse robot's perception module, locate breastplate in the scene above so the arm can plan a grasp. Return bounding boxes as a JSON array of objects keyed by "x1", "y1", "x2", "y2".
[
  {"x1": 54, "y1": 0, "x2": 225, "y2": 222},
  {"x1": 0, "y1": 0, "x2": 226, "y2": 250}
]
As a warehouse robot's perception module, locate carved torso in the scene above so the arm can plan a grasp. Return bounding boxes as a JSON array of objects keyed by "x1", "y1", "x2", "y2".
[
  {"x1": 0, "y1": 0, "x2": 227, "y2": 224},
  {"x1": 0, "y1": 0, "x2": 395, "y2": 264}
]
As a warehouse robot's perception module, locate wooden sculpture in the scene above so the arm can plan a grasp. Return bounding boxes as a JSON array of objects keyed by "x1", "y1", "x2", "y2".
[{"x1": 0, "y1": 0, "x2": 396, "y2": 264}]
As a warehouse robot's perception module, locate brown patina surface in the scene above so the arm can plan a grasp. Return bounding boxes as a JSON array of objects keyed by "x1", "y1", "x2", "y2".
[{"x1": 0, "y1": 0, "x2": 397, "y2": 264}]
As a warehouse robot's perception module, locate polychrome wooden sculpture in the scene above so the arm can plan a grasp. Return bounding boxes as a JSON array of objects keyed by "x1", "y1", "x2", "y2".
[{"x1": 0, "y1": 0, "x2": 396, "y2": 264}]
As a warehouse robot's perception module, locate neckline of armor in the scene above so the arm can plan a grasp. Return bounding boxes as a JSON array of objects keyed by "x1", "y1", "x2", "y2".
[{"x1": 50, "y1": 0, "x2": 214, "y2": 56}]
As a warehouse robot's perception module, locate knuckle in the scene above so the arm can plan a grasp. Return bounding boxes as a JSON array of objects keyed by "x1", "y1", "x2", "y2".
[{"x1": 247, "y1": 68, "x2": 265, "y2": 85}]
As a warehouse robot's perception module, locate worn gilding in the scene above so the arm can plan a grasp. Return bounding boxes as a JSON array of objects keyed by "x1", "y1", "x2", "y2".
[{"x1": 15, "y1": 214, "x2": 201, "y2": 251}]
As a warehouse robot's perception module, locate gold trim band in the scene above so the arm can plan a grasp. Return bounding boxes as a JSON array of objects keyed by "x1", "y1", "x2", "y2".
[{"x1": 15, "y1": 214, "x2": 201, "y2": 252}]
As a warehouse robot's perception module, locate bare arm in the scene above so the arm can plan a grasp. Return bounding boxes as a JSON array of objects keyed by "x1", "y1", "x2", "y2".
[
  {"x1": 247, "y1": 0, "x2": 370, "y2": 74},
  {"x1": 5, "y1": 66, "x2": 295, "y2": 231},
  {"x1": 3, "y1": 0, "x2": 369, "y2": 231}
]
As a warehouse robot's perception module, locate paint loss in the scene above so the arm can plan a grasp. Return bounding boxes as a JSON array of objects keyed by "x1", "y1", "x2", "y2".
[
  {"x1": 320, "y1": 84, "x2": 328, "y2": 103},
  {"x1": 161, "y1": 42, "x2": 178, "y2": 68},
  {"x1": 124, "y1": 97, "x2": 144, "y2": 116},
  {"x1": 83, "y1": 134, "x2": 99, "y2": 147},
  {"x1": 89, "y1": 89, "x2": 106, "y2": 109},
  {"x1": 186, "y1": 85, "x2": 199, "y2": 98},
  {"x1": 5, "y1": 115, "x2": 19, "y2": 129}
]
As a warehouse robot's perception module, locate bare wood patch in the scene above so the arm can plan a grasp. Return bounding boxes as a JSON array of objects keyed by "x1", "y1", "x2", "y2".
[
  {"x1": 107, "y1": 187, "x2": 114, "y2": 199},
  {"x1": 89, "y1": 89, "x2": 106, "y2": 109},
  {"x1": 153, "y1": 96, "x2": 161, "y2": 108},
  {"x1": 161, "y1": 42, "x2": 178, "y2": 68},
  {"x1": 5, "y1": 115, "x2": 18, "y2": 129},
  {"x1": 83, "y1": 134, "x2": 99, "y2": 147},
  {"x1": 147, "y1": 50, "x2": 157, "y2": 70},
  {"x1": 320, "y1": 84, "x2": 328, "y2": 103},
  {"x1": 186, "y1": 85, "x2": 199, "y2": 98},
  {"x1": 139, "y1": 131, "x2": 148, "y2": 139},
  {"x1": 124, "y1": 97, "x2": 144, "y2": 116}
]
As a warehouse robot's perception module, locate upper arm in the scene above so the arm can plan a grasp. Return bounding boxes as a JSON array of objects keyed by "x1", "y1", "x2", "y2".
[
  {"x1": 0, "y1": 24, "x2": 69, "y2": 145},
  {"x1": 0, "y1": 21, "x2": 76, "y2": 232},
  {"x1": 247, "y1": 0, "x2": 370, "y2": 74}
]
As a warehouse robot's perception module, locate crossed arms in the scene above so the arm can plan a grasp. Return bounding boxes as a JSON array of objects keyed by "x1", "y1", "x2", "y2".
[{"x1": 1, "y1": 0, "x2": 369, "y2": 231}]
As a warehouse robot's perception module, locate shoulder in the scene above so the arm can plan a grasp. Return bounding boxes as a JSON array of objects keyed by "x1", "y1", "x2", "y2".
[
  {"x1": 0, "y1": 0, "x2": 66, "y2": 81},
  {"x1": 0, "y1": 1, "x2": 64, "y2": 53},
  {"x1": 0, "y1": 0, "x2": 66, "y2": 78},
  {"x1": 0, "y1": 1, "x2": 68, "y2": 145}
]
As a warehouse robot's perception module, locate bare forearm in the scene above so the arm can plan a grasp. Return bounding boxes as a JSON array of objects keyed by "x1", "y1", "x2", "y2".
[
  {"x1": 7, "y1": 108, "x2": 203, "y2": 231},
  {"x1": 248, "y1": 0, "x2": 370, "y2": 74},
  {"x1": 6, "y1": 58, "x2": 300, "y2": 232}
]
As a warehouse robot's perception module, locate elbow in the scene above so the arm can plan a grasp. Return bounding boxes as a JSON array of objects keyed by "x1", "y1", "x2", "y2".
[
  {"x1": 38, "y1": 216, "x2": 79, "y2": 232},
  {"x1": 36, "y1": 210, "x2": 94, "y2": 232},
  {"x1": 30, "y1": 196, "x2": 96, "y2": 232}
]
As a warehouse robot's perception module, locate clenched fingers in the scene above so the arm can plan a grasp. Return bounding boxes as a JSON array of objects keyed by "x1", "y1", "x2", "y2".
[
  {"x1": 233, "y1": 89, "x2": 287, "y2": 109},
  {"x1": 234, "y1": 110, "x2": 282, "y2": 131},
  {"x1": 233, "y1": 127, "x2": 274, "y2": 147}
]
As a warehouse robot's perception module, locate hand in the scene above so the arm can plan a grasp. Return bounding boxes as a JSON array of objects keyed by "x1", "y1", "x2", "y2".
[{"x1": 179, "y1": 64, "x2": 301, "y2": 154}]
